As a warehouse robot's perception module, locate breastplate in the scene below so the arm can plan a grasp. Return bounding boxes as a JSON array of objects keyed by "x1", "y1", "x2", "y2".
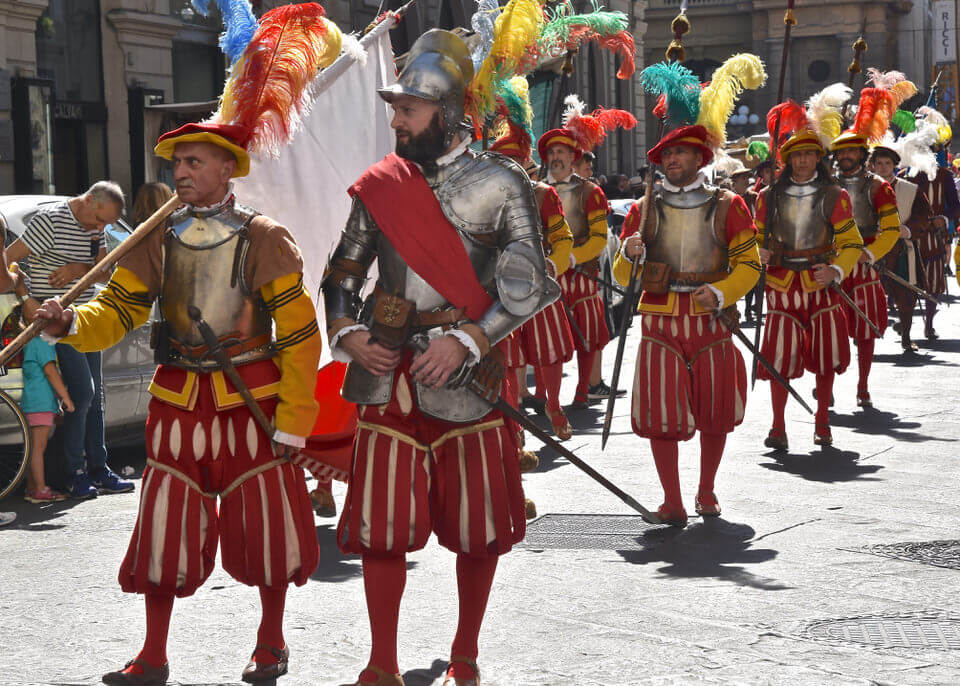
[
  {"x1": 160, "y1": 206, "x2": 272, "y2": 355},
  {"x1": 771, "y1": 182, "x2": 831, "y2": 252},
  {"x1": 839, "y1": 173, "x2": 878, "y2": 237},
  {"x1": 552, "y1": 176, "x2": 589, "y2": 243},
  {"x1": 644, "y1": 187, "x2": 728, "y2": 283}
]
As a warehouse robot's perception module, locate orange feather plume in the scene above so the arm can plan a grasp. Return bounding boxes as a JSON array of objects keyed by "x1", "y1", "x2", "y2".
[
  {"x1": 852, "y1": 87, "x2": 895, "y2": 142},
  {"x1": 767, "y1": 100, "x2": 808, "y2": 147},
  {"x1": 562, "y1": 95, "x2": 636, "y2": 152},
  {"x1": 214, "y1": 3, "x2": 342, "y2": 157}
]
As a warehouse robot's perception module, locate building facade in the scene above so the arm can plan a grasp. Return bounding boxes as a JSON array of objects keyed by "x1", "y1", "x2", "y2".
[
  {"x1": 0, "y1": 0, "x2": 646, "y2": 200},
  {"x1": 642, "y1": 0, "x2": 937, "y2": 151}
]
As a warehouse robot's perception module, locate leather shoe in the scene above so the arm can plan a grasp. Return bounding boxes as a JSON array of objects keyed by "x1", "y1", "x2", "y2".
[
  {"x1": 311, "y1": 487, "x2": 337, "y2": 518},
  {"x1": 525, "y1": 498, "x2": 537, "y2": 519},
  {"x1": 763, "y1": 429, "x2": 788, "y2": 452},
  {"x1": 545, "y1": 406, "x2": 573, "y2": 441},
  {"x1": 442, "y1": 656, "x2": 480, "y2": 686},
  {"x1": 241, "y1": 644, "x2": 289, "y2": 683},
  {"x1": 814, "y1": 424, "x2": 833, "y2": 446},
  {"x1": 695, "y1": 492, "x2": 721, "y2": 517},
  {"x1": 102, "y1": 659, "x2": 169, "y2": 685},
  {"x1": 856, "y1": 393, "x2": 873, "y2": 409},
  {"x1": 656, "y1": 503, "x2": 688, "y2": 527},
  {"x1": 518, "y1": 449, "x2": 539, "y2": 473},
  {"x1": 339, "y1": 665, "x2": 404, "y2": 686}
]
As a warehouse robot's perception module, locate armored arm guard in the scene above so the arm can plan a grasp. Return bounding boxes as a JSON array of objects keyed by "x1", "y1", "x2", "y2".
[
  {"x1": 321, "y1": 197, "x2": 378, "y2": 338},
  {"x1": 471, "y1": 158, "x2": 559, "y2": 346}
]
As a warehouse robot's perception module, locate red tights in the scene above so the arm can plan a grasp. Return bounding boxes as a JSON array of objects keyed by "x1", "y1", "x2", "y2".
[
  {"x1": 124, "y1": 586, "x2": 286, "y2": 674},
  {"x1": 359, "y1": 553, "x2": 497, "y2": 682},
  {"x1": 771, "y1": 373, "x2": 834, "y2": 430},
  {"x1": 533, "y1": 363, "x2": 564, "y2": 413},
  {"x1": 855, "y1": 340, "x2": 874, "y2": 395},
  {"x1": 575, "y1": 350, "x2": 597, "y2": 400},
  {"x1": 649, "y1": 433, "x2": 726, "y2": 510}
]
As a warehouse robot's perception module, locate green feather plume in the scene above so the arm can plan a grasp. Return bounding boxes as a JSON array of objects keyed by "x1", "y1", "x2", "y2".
[
  {"x1": 538, "y1": 0, "x2": 629, "y2": 49},
  {"x1": 495, "y1": 77, "x2": 533, "y2": 141},
  {"x1": 640, "y1": 61, "x2": 701, "y2": 128},
  {"x1": 893, "y1": 109, "x2": 917, "y2": 134},
  {"x1": 746, "y1": 140, "x2": 770, "y2": 162}
]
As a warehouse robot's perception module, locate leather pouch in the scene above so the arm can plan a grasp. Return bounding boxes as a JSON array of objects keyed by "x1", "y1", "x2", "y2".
[
  {"x1": 369, "y1": 292, "x2": 415, "y2": 350},
  {"x1": 767, "y1": 238, "x2": 785, "y2": 268},
  {"x1": 469, "y1": 347, "x2": 506, "y2": 404},
  {"x1": 640, "y1": 261, "x2": 671, "y2": 295}
]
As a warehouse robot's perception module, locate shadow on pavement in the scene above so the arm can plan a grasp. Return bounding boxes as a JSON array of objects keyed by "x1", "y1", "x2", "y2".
[
  {"x1": 617, "y1": 518, "x2": 790, "y2": 591},
  {"x1": 871, "y1": 352, "x2": 957, "y2": 367},
  {"x1": 1, "y1": 497, "x2": 75, "y2": 530},
  {"x1": 403, "y1": 658, "x2": 448, "y2": 685},
  {"x1": 829, "y1": 408, "x2": 952, "y2": 444},
  {"x1": 758, "y1": 445, "x2": 883, "y2": 484},
  {"x1": 918, "y1": 337, "x2": 960, "y2": 354},
  {"x1": 309, "y1": 525, "x2": 419, "y2": 584}
]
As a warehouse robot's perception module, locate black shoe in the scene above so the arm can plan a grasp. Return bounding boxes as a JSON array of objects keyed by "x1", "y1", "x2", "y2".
[
  {"x1": 587, "y1": 381, "x2": 625, "y2": 401},
  {"x1": 520, "y1": 395, "x2": 547, "y2": 415},
  {"x1": 902, "y1": 338, "x2": 918, "y2": 353},
  {"x1": 925, "y1": 327, "x2": 939, "y2": 340},
  {"x1": 241, "y1": 645, "x2": 289, "y2": 683},
  {"x1": 102, "y1": 659, "x2": 169, "y2": 685}
]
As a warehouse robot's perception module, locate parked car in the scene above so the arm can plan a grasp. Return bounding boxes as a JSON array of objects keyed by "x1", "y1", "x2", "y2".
[{"x1": 0, "y1": 195, "x2": 156, "y2": 454}]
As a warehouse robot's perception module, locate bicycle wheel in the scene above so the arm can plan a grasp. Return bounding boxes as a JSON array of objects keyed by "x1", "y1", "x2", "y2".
[{"x1": 0, "y1": 388, "x2": 30, "y2": 502}]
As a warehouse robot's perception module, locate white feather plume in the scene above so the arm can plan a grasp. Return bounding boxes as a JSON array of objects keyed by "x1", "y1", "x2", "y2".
[
  {"x1": 917, "y1": 105, "x2": 949, "y2": 128},
  {"x1": 340, "y1": 33, "x2": 367, "y2": 67},
  {"x1": 805, "y1": 83, "x2": 852, "y2": 146},
  {"x1": 898, "y1": 122, "x2": 940, "y2": 178},
  {"x1": 562, "y1": 94, "x2": 587, "y2": 126},
  {"x1": 866, "y1": 68, "x2": 907, "y2": 90}
]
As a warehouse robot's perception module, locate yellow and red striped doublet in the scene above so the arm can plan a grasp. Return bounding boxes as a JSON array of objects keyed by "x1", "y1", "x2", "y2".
[
  {"x1": 755, "y1": 188, "x2": 861, "y2": 378},
  {"x1": 613, "y1": 192, "x2": 760, "y2": 439}
]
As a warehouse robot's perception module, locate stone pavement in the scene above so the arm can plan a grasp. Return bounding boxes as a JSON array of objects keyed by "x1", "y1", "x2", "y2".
[{"x1": 2, "y1": 299, "x2": 960, "y2": 685}]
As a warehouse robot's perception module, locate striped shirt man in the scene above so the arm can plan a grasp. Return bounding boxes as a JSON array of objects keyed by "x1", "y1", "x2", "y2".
[{"x1": 20, "y1": 201, "x2": 105, "y2": 304}]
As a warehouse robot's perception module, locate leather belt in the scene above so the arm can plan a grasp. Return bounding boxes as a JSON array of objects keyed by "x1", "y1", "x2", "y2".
[
  {"x1": 783, "y1": 246, "x2": 834, "y2": 259},
  {"x1": 669, "y1": 270, "x2": 728, "y2": 287},
  {"x1": 170, "y1": 333, "x2": 273, "y2": 362},
  {"x1": 372, "y1": 285, "x2": 467, "y2": 329}
]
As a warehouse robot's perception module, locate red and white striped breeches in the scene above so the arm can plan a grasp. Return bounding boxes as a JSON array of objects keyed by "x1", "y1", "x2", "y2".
[
  {"x1": 631, "y1": 304, "x2": 747, "y2": 441},
  {"x1": 842, "y1": 263, "x2": 889, "y2": 341},
  {"x1": 519, "y1": 299, "x2": 575, "y2": 366},
  {"x1": 759, "y1": 281, "x2": 850, "y2": 379},
  {"x1": 916, "y1": 231, "x2": 947, "y2": 295},
  {"x1": 558, "y1": 270, "x2": 610, "y2": 353},
  {"x1": 118, "y1": 373, "x2": 319, "y2": 597},
  {"x1": 499, "y1": 331, "x2": 526, "y2": 370},
  {"x1": 337, "y1": 370, "x2": 526, "y2": 558}
]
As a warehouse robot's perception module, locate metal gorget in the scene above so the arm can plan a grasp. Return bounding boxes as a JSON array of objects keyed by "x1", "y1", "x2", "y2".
[{"x1": 159, "y1": 198, "x2": 274, "y2": 370}]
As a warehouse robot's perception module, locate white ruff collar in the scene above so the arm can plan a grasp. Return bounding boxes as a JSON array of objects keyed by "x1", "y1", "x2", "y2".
[{"x1": 661, "y1": 172, "x2": 706, "y2": 193}]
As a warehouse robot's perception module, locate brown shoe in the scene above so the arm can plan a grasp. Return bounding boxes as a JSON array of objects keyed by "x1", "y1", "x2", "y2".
[
  {"x1": 656, "y1": 503, "x2": 688, "y2": 528},
  {"x1": 102, "y1": 659, "x2": 169, "y2": 685},
  {"x1": 814, "y1": 424, "x2": 833, "y2": 446},
  {"x1": 695, "y1": 492, "x2": 721, "y2": 517},
  {"x1": 545, "y1": 406, "x2": 572, "y2": 441},
  {"x1": 442, "y1": 655, "x2": 480, "y2": 686},
  {"x1": 241, "y1": 644, "x2": 289, "y2": 683},
  {"x1": 518, "y1": 449, "x2": 539, "y2": 473},
  {"x1": 338, "y1": 664, "x2": 404, "y2": 686},
  {"x1": 763, "y1": 429, "x2": 788, "y2": 452},
  {"x1": 310, "y1": 487, "x2": 337, "y2": 518},
  {"x1": 525, "y1": 498, "x2": 537, "y2": 519}
]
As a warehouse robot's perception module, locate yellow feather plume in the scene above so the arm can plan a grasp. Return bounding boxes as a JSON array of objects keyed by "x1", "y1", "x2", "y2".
[
  {"x1": 695, "y1": 53, "x2": 767, "y2": 148},
  {"x1": 890, "y1": 80, "x2": 918, "y2": 109},
  {"x1": 469, "y1": 0, "x2": 544, "y2": 124}
]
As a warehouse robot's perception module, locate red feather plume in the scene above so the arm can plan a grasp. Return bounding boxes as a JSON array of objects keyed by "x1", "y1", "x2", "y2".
[
  {"x1": 767, "y1": 100, "x2": 808, "y2": 147},
  {"x1": 216, "y1": 3, "x2": 341, "y2": 157}
]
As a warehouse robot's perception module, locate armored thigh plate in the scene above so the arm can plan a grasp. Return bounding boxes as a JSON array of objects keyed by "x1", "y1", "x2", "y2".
[
  {"x1": 645, "y1": 188, "x2": 728, "y2": 276},
  {"x1": 774, "y1": 182, "x2": 831, "y2": 252}
]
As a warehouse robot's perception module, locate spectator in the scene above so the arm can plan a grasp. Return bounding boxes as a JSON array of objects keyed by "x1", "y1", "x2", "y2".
[
  {"x1": 18, "y1": 293, "x2": 74, "y2": 503},
  {"x1": 5, "y1": 181, "x2": 133, "y2": 499},
  {"x1": 0, "y1": 215, "x2": 23, "y2": 520},
  {"x1": 131, "y1": 182, "x2": 174, "y2": 225}
]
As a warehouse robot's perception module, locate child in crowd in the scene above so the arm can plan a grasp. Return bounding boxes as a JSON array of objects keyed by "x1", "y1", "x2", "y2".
[{"x1": 17, "y1": 280, "x2": 74, "y2": 503}]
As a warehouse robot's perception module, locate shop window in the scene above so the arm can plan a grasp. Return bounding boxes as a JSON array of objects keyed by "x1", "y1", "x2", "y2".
[
  {"x1": 36, "y1": 0, "x2": 104, "y2": 104},
  {"x1": 173, "y1": 42, "x2": 224, "y2": 103}
]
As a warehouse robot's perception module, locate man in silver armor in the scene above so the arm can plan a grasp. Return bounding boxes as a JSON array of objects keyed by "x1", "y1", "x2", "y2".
[
  {"x1": 614, "y1": 124, "x2": 761, "y2": 525},
  {"x1": 322, "y1": 30, "x2": 555, "y2": 686},
  {"x1": 756, "y1": 130, "x2": 863, "y2": 449},
  {"x1": 830, "y1": 131, "x2": 900, "y2": 408},
  {"x1": 37, "y1": 126, "x2": 323, "y2": 685}
]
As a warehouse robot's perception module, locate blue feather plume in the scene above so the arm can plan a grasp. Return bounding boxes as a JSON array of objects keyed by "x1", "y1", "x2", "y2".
[
  {"x1": 640, "y1": 61, "x2": 701, "y2": 128},
  {"x1": 191, "y1": 0, "x2": 258, "y2": 65}
]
